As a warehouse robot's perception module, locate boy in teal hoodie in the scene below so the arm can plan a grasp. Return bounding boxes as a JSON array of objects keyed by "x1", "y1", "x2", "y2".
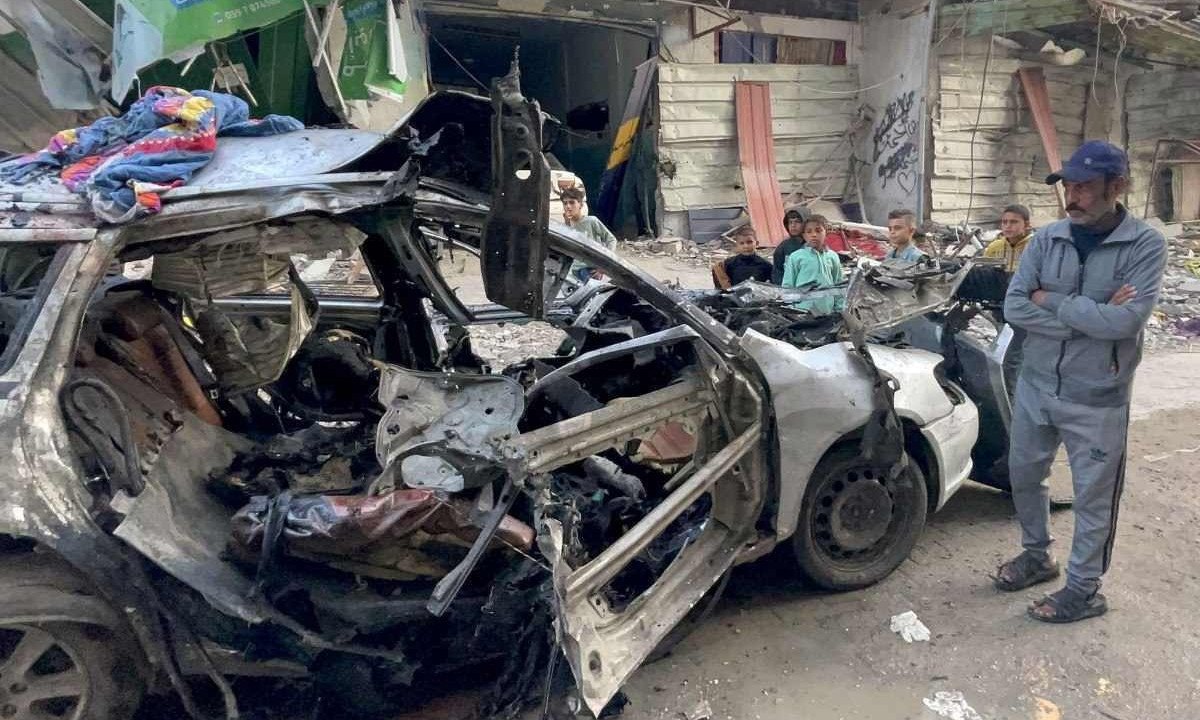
[{"x1": 782, "y1": 215, "x2": 844, "y2": 314}]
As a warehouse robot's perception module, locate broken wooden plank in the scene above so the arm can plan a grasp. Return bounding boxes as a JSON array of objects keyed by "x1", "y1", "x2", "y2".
[{"x1": 938, "y1": 0, "x2": 1093, "y2": 37}]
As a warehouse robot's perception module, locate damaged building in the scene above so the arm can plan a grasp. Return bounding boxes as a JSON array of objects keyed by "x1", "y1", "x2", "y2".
[
  {"x1": 5, "y1": 1, "x2": 1200, "y2": 236},
  {"x1": 0, "y1": 1, "x2": 1198, "y2": 719}
]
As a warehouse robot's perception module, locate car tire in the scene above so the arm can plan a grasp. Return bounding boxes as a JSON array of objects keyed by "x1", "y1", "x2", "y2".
[
  {"x1": 0, "y1": 617, "x2": 143, "y2": 720},
  {"x1": 791, "y1": 446, "x2": 928, "y2": 591}
]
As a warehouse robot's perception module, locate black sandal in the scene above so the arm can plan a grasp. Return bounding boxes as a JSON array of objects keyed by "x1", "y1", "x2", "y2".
[
  {"x1": 1028, "y1": 587, "x2": 1108, "y2": 624},
  {"x1": 992, "y1": 550, "x2": 1060, "y2": 592}
]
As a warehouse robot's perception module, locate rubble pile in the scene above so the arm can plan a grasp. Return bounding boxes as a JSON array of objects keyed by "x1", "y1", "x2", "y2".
[
  {"x1": 1147, "y1": 222, "x2": 1200, "y2": 353},
  {"x1": 468, "y1": 322, "x2": 568, "y2": 368},
  {"x1": 620, "y1": 237, "x2": 729, "y2": 268}
]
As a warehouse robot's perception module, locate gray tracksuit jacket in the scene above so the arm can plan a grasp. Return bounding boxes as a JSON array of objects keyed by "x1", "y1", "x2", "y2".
[{"x1": 1003, "y1": 207, "x2": 1167, "y2": 407}]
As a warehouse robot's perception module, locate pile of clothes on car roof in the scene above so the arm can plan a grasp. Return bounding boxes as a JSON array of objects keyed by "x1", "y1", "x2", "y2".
[{"x1": 0, "y1": 86, "x2": 303, "y2": 223}]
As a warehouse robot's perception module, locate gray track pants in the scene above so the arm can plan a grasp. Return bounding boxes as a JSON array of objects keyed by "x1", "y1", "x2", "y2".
[{"x1": 1008, "y1": 378, "x2": 1130, "y2": 594}]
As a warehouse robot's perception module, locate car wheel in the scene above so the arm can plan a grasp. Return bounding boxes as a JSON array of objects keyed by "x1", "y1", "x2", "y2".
[
  {"x1": 0, "y1": 557, "x2": 145, "y2": 720},
  {"x1": 792, "y1": 446, "x2": 928, "y2": 591},
  {"x1": 0, "y1": 621, "x2": 141, "y2": 720}
]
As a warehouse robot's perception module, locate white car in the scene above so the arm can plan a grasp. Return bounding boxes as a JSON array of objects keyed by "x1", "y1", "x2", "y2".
[{"x1": 0, "y1": 79, "x2": 986, "y2": 720}]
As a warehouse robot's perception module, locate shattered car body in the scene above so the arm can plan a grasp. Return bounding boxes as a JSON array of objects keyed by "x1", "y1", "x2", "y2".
[{"x1": 0, "y1": 78, "x2": 984, "y2": 720}]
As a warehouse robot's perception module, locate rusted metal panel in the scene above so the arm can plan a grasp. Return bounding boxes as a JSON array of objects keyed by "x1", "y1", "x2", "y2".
[
  {"x1": 1016, "y1": 66, "x2": 1067, "y2": 215},
  {"x1": 735, "y1": 81, "x2": 787, "y2": 247}
]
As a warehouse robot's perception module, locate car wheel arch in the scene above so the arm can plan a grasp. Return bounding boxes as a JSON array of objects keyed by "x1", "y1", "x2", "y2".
[
  {"x1": 788, "y1": 433, "x2": 930, "y2": 590},
  {"x1": 773, "y1": 418, "x2": 940, "y2": 538},
  {"x1": 0, "y1": 538, "x2": 128, "y2": 631},
  {"x1": 0, "y1": 544, "x2": 149, "y2": 719},
  {"x1": 900, "y1": 419, "x2": 941, "y2": 514}
]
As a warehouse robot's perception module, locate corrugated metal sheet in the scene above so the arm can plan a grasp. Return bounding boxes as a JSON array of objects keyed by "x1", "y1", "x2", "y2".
[
  {"x1": 658, "y1": 63, "x2": 859, "y2": 212},
  {"x1": 1124, "y1": 69, "x2": 1200, "y2": 219},
  {"x1": 930, "y1": 34, "x2": 1092, "y2": 226},
  {"x1": 735, "y1": 81, "x2": 788, "y2": 246}
]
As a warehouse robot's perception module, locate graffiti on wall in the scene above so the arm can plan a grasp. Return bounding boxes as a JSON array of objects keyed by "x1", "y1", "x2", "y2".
[{"x1": 872, "y1": 90, "x2": 919, "y2": 193}]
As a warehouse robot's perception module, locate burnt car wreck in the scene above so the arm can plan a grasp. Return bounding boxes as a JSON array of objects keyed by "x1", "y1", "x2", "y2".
[{"x1": 0, "y1": 69, "x2": 997, "y2": 720}]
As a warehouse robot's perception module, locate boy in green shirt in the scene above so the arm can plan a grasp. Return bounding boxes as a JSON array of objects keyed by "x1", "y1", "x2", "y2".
[
  {"x1": 782, "y1": 215, "x2": 844, "y2": 315},
  {"x1": 562, "y1": 186, "x2": 618, "y2": 282}
]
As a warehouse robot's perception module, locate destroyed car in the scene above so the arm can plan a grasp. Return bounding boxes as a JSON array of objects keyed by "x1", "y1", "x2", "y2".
[{"x1": 0, "y1": 78, "x2": 986, "y2": 720}]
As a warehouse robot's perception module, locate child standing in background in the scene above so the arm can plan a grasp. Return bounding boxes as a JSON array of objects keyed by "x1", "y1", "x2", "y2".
[
  {"x1": 712, "y1": 225, "x2": 772, "y2": 289},
  {"x1": 782, "y1": 215, "x2": 844, "y2": 315}
]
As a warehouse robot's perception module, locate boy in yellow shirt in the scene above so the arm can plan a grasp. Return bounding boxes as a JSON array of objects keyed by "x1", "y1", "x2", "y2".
[{"x1": 983, "y1": 204, "x2": 1033, "y2": 272}]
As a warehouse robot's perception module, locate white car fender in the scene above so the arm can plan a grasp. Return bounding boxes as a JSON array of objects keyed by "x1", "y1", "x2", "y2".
[{"x1": 738, "y1": 329, "x2": 978, "y2": 537}]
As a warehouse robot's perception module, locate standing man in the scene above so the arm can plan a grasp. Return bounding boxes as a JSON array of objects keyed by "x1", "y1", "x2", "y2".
[
  {"x1": 984, "y1": 203, "x2": 1034, "y2": 272},
  {"x1": 994, "y1": 141, "x2": 1166, "y2": 623},
  {"x1": 884, "y1": 209, "x2": 926, "y2": 262},
  {"x1": 562, "y1": 187, "x2": 618, "y2": 282},
  {"x1": 771, "y1": 208, "x2": 811, "y2": 284}
]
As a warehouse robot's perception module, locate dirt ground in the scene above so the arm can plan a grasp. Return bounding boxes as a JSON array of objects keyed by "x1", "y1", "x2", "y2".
[
  {"x1": 447, "y1": 246, "x2": 1200, "y2": 720},
  {"x1": 618, "y1": 352, "x2": 1200, "y2": 720}
]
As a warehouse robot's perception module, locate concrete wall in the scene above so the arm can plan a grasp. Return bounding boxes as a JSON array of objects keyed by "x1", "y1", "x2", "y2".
[
  {"x1": 928, "y1": 32, "x2": 1109, "y2": 227},
  {"x1": 656, "y1": 6, "x2": 861, "y2": 238},
  {"x1": 856, "y1": 0, "x2": 934, "y2": 225},
  {"x1": 660, "y1": 7, "x2": 860, "y2": 65},
  {"x1": 1124, "y1": 68, "x2": 1200, "y2": 220},
  {"x1": 657, "y1": 63, "x2": 860, "y2": 211}
]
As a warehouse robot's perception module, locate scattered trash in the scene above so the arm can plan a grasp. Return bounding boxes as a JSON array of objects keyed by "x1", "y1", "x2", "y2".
[
  {"x1": 1175, "y1": 317, "x2": 1200, "y2": 338},
  {"x1": 1144, "y1": 444, "x2": 1200, "y2": 463},
  {"x1": 677, "y1": 699, "x2": 713, "y2": 720},
  {"x1": 1097, "y1": 677, "x2": 1116, "y2": 697},
  {"x1": 1034, "y1": 696, "x2": 1061, "y2": 720},
  {"x1": 890, "y1": 610, "x2": 931, "y2": 643},
  {"x1": 922, "y1": 691, "x2": 983, "y2": 720}
]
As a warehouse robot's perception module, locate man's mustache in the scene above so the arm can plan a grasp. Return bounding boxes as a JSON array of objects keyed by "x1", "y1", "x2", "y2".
[{"x1": 1066, "y1": 204, "x2": 1084, "y2": 213}]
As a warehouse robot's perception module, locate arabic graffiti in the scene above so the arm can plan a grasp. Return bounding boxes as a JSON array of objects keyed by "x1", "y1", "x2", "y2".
[{"x1": 873, "y1": 91, "x2": 919, "y2": 193}]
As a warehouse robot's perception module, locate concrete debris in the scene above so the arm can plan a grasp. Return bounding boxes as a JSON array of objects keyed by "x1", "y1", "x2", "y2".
[
  {"x1": 677, "y1": 699, "x2": 713, "y2": 720},
  {"x1": 922, "y1": 691, "x2": 984, "y2": 720},
  {"x1": 889, "y1": 610, "x2": 931, "y2": 643},
  {"x1": 1033, "y1": 697, "x2": 1061, "y2": 720},
  {"x1": 468, "y1": 323, "x2": 568, "y2": 369},
  {"x1": 1037, "y1": 39, "x2": 1086, "y2": 66},
  {"x1": 621, "y1": 238, "x2": 722, "y2": 268}
]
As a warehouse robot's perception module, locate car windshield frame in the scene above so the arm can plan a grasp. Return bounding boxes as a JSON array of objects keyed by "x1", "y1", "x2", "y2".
[{"x1": 0, "y1": 242, "x2": 74, "y2": 376}]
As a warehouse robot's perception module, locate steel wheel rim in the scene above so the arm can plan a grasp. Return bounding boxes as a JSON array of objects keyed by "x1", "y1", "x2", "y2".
[
  {"x1": 0, "y1": 625, "x2": 90, "y2": 720},
  {"x1": 810, "y1": 464, "x2": 905, "y2": 564}
]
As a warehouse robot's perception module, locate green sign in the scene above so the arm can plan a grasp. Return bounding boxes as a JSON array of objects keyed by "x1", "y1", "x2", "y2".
[
  {"x1": 125, "y1": 0, "x2": 326, "y2": 57},
  {"x1": 338, "y1": 0, "x2": 407, "y2": 100}
]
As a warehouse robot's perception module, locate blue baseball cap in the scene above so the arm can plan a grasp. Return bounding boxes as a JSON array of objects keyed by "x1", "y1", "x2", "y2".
[{"x1": 1046, "y1": 140, "x2": 1129, "y2": 184}]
